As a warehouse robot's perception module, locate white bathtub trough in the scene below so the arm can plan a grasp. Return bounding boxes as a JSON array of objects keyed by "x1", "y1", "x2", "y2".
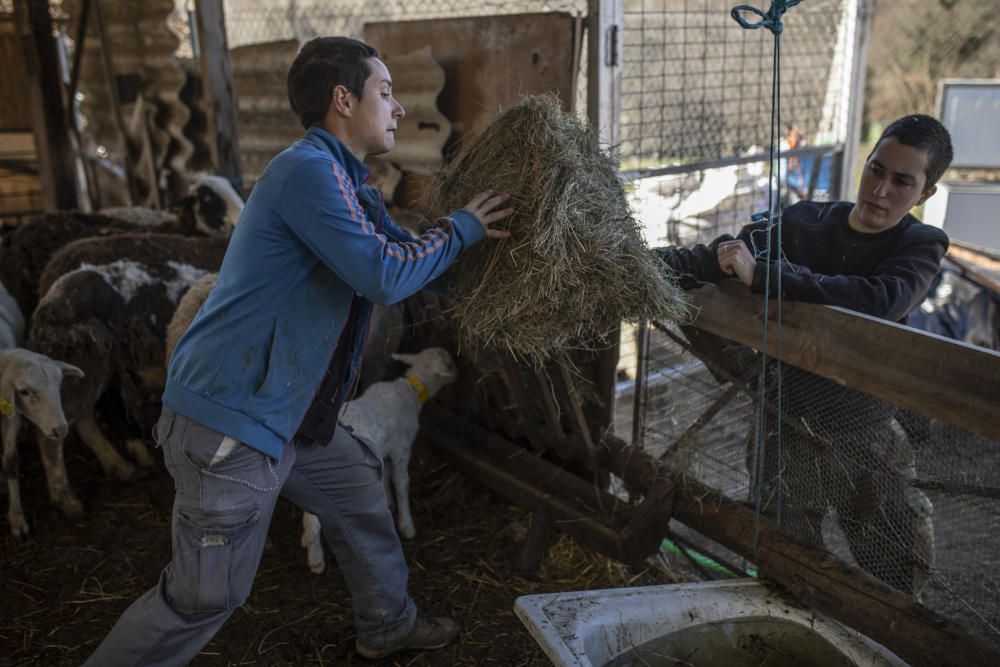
[{"x1": 514, "y1": 579, "x2": 907, "y2": 667}]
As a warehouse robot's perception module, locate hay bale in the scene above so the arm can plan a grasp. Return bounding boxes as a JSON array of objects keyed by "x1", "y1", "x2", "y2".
[{"x1": 428, "y1": 94, "x2": 688, "y2": 365}]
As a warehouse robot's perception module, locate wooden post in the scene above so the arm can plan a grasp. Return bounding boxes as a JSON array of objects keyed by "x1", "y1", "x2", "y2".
[
  {"x1": 423, "y1": 404, "x2": 670, "y2": 564},
  {"x1": 514, "y1": 509, "x2": 553, "y2": 577},
  {"x1": 194, "y1": 0, "x2": 243, "y2": 191},
  {"x1": 587, "y1": 0, "x2": 623, "y2": 157},
  {"x1": 17, "y1": 0, "x2": 78, "y2": 211}
]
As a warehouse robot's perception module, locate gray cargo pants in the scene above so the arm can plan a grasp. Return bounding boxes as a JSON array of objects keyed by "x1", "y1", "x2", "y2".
[{"x1": 84, "y1": 407, "x2": 416, "y2": 666}]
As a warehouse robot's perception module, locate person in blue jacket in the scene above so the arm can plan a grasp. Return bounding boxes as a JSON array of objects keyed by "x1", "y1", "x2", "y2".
[{"x1": 86, "y1": 37, "x2": 513, "y2": 665}]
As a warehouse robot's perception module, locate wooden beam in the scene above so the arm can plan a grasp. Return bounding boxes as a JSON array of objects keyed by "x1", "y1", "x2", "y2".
[
  {"x1": 598, "y1": 433, "x2": 1000, "y2": 667},
  {"x1": 194, "y1": 0, "x2": 242, "y2": 190},
  {"x1": 686, "y1": 281, "x2": 1000, "y2": 441},
  {"x1": 423, "y1": 405, "x2": 671, "y2": 563},
  {"x1": 17, "y1": 0, "x2": 78, "y2": 211}
]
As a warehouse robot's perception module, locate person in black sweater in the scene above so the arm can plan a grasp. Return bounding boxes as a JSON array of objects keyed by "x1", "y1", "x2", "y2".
[{"x1": 656, "y1": 115, "x2": 954, "y2": 596}]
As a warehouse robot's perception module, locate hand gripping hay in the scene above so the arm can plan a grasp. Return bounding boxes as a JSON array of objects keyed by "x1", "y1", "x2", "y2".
[{"x1": 428, "y1": 95, "x2": 688, "y2": 365}]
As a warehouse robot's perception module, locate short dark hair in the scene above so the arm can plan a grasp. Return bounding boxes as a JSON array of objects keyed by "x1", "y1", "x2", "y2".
[
  {"x1": 287, "y1": 37, "x2": 378, "y2": 129},
  {"x1": 870, "y1": 114, "x2": 954, "y2": 188}
]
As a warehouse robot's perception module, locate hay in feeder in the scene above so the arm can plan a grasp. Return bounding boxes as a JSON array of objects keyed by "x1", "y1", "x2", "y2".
[{"x1": 428, "y1": 94, "x2": 689, "y2": 365}]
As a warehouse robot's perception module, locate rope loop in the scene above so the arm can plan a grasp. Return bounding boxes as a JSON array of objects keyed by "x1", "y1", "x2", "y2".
[{"x1": 730, "y1": 0, "x2": 801, "y2": 35}]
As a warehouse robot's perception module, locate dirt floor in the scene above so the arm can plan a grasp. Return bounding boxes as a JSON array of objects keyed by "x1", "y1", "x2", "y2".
[{"x1": 0, "y1": 432, "x2": 679, "y2": 666}]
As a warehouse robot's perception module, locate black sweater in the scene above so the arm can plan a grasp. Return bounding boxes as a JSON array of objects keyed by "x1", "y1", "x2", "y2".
[{"x1": 656, "y1": 200, "x2": 949, "y2": 323}]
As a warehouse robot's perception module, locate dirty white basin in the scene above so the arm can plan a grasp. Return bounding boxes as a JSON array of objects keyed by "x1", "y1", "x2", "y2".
[{"x1": 514, "y1": 580, "x2": 907, "y2": 667}]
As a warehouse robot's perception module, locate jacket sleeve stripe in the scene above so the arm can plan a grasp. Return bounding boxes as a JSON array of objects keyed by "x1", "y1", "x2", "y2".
[
  {"x1": 329, "y1": 162, "x2": 455, "y2": 262},
  {"x1": 330, "y1": 163, "x2": 370, "y2": 233}
]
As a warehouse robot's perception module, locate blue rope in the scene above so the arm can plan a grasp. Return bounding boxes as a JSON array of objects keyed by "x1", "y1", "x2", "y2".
[{"x1": 730, "y1": 0, "x2": 797, "y2": 566}]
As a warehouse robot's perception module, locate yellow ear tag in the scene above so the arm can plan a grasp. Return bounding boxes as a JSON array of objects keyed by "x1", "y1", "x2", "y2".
[{"x1": 0, "y1": 398, "x2": 14, "y2": 418}]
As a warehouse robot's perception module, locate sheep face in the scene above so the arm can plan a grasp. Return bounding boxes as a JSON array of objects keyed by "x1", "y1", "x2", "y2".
[
  {"x1": 189, "y1": 174, "x2": 244, "y2": 235},
  {"x1": 1, "y1": 352, "x2": 83, "y2": 440},
  {"x1": 391, "y1": 347, "x2": 458, "y2": 390}
]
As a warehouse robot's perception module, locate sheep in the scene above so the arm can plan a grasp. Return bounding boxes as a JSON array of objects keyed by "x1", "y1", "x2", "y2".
[
  {"x1": 165, "y1": 272, "x2": 216, "y2": 364},
  {"x1": 29, "y1": 235, "x2": 226, "y2": 484},
  {"x1": 301, "y1": 347, "x2": 458, "y2": 574},
  {"x1": 0, "y1": 173, "x2": 242, "y2": 321},
  {"x1": 38, "y1": 232, "x2": 228, "y2": 300},
  {"x1": 1, "y1": 282, "x2": 84, "y2": 537}
]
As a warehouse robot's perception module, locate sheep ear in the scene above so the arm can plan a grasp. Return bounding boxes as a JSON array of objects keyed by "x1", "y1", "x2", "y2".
[
  {"x1": 391, "y1": 353, "x2": 416, "y2": 366},
  {"x1": 56, "y1": 361, "x2": 85, "y2": 378}
]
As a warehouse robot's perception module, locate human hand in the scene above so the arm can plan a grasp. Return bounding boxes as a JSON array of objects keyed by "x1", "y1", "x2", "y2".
[
  {"x1": 717, "y1": 240, "x2": 756, "y2": 287},
  {"x1": 463, "y1": 190, "x2": 513, "y2": 239}
]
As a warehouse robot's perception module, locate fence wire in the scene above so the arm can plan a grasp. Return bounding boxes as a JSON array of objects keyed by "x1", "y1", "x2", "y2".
[{"x1": 617, "y1": 319, "x2": 1000, "y2": 646}]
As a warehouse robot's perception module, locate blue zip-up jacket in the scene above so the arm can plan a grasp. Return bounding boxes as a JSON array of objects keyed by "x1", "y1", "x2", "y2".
[{"x1": 163, "y1": 127, "x2": 486, "y2": 458}]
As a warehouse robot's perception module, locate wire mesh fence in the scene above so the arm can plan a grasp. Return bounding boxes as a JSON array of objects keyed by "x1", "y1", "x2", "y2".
[
  {"x1": 616, "y1": 318, "x2": 1000, "y2": 645},
  {"x1": 620, "y1": 0, "x2": 857, "y2": 264},
  {"x1": 620, "y1": 0, "x2": 852, "y2": 171}
]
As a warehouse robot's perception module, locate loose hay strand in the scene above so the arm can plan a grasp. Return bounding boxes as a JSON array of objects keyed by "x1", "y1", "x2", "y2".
[{"x1": 428, "y1": 94, "x2": 688, "y2": 366}]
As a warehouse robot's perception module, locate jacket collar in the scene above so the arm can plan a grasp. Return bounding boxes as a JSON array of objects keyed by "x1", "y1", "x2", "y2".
[{"x1": 305, "y1": 126, "x2": 371, "y2": 187}]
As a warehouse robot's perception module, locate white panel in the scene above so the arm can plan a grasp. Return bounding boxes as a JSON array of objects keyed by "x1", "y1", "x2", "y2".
[
  {"x1": 938, "y1": 80, "x2": 1000, "y2": 169},
  {"x1": 924, "y1": 181, "x2": 1000, "y2": 253}
]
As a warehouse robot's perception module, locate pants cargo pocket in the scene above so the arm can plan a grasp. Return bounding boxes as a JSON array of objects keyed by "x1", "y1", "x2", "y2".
[{"x1": 167, "y1": 507, "x2": 260, "y2": 615}]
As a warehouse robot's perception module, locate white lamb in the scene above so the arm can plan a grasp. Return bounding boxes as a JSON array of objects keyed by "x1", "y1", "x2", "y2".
[
  {"x1": 301, "y1": 347, "x2": 458, "y2": 574},
  {"x1": 1, "y1": 282, "x2": 84, "y2": 537}
]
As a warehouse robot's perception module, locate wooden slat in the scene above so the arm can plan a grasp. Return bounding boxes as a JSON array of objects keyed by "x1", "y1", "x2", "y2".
[
  {"x1": 0, "y1": 17, "x2": 32, "y2": 130},
  {"x1": 687, "y1": 281, "x2": 1000, "y2": 441},
  {"x1": 424, "y1": 405, "x2": 639, "y2": 561},
  {"x1": 195, "y1": 0, "x2": 243, "y2": 189},
  {"x1": 598, "y1": 433, "x2": 1000, "y2": 667},
  {"x1": 17, "y1": 0, "x2": 78, "y2": 211}
]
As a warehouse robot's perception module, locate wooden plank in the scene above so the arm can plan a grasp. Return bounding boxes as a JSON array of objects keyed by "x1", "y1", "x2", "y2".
[
  {"x1": 687, "y1": 280, "x2": 1000, "y2": 441},
  {"x1": 598, "y1": 433, "x2": 1000, "y2": 667},
  {"x1": 424, "y1": 405, "x2": 629, "y2": 560},
  {"x1": 16, "y1": 0, "x2": 78, "y2": 210},
  {"x1": 514, "y1": 509, "x2": 553, "y2": 577},
  {"x1": 0, "y1": 18, "x2": 32, "y2": 130},
  {"x1": 195, "y1": 0, "x2": 243, "y2": 190},
  {"x1": 501, "y1": 360, "x2": 553, "y2": 452},
  {"x1": 555, "y1": 362, "x2": 598, "y2": 466},
  {"x1": 364, "y1": 13, "x2": 579, "y2": 143}
]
